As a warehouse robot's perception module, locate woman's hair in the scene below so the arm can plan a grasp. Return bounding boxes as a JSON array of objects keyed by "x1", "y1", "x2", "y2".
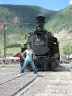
[{"x1": 27, "y1": 44, "x2": 31, "y2": 48}]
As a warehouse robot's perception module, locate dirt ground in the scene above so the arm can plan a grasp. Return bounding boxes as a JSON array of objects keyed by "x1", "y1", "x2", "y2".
[
  {"x1": 0, "y1": 64, "x2": 72, "y2": 96},
  {"x1": 21, "y1": 64, "x2": 72, "y2": 96}
]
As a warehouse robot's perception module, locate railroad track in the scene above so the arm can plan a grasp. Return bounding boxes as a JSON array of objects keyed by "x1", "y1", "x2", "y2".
[
  {"x1": 1, "y1": 64, "x2": 71, "y2": 96},
  {"x1": 12, "y1": 72, "x2": 44, "y2": 96},
  {"x1": 0, "y1": 72, "x2": 29, "y2": 86},
  {"x1": 0, "y1": 71, "x2": 44, "y2": 96}
]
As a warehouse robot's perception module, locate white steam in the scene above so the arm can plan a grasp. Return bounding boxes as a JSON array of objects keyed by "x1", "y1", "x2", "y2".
[
  {"x1": 69, "y1": 0, "x2": 72, "y2": 5},
  {"x1": 38, "y1": 8, "x2": 47, "y2": 16}
]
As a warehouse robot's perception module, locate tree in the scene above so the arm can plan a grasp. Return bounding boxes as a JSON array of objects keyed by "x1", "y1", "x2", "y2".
[{"x1": 63, "y1": 45, "x2": 72, "y2": 55}]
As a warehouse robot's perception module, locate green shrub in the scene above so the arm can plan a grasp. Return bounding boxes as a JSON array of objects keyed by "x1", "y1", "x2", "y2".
[
  {"x1": 6, "y1": 43, "x2": 22, "y2": 48},
  {"x1": 63, "y1": 45, "x2": 72, "y2": 55},
  {"x1": 69, "y1": 30, "x2": 72, "y2": 33}
]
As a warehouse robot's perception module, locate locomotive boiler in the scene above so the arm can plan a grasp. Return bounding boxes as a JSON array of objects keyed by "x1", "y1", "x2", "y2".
[{"x1": 20, "y1": 16, "x2": 60, "y2": 70}]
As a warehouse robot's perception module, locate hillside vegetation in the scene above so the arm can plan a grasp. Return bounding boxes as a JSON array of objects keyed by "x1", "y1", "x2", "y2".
[
  {"x1": 45, "y1": 5, "x2": 72, "y2": 57},
  {"x1": 0, "y1": 4, "x2": 72, "y2": 57},
  {"x1": 0, "y1": 5, "x2": 56, "y2": 56},
  {"x1": 45, "y1": 5, "x2": 72, "y2": 33},
  {"x1": 0, "y1": 5, "x2": 56, "y2": 28}
]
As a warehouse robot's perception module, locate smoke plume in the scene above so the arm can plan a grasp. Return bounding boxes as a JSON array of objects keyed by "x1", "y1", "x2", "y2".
[{"x1": 38, "y1": 7, "x2": 47, "y2": 16}]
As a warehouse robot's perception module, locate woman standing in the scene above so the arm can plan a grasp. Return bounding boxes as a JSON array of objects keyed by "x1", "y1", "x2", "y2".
[{"x1": 18, "y1": 44, "x2": 41, "y2": 76}]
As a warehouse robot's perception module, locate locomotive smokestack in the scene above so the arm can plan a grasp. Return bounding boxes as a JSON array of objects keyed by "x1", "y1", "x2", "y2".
[{"x1": 36, "y1": 16, "x2": 45, "y2": 28}]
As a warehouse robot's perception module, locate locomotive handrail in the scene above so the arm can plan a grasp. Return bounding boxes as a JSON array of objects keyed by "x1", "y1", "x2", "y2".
[{"x1": 25, "y1": 32, "x2": 32, "y2": 39}]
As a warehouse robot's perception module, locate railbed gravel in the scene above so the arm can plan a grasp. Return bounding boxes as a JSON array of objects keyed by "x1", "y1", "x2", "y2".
[
  {"x1": 0, "y1": 65, "x2": 38, "y2": 96},
  {"x1": 0, "y1": 64, "x2": 72, "y2": 96},
  {"x1": 0, "y1": 65, "x2": 20, "y2": 84},
  {"x1": 21, "y1": 64, "x2": 72, "y2": 96}
]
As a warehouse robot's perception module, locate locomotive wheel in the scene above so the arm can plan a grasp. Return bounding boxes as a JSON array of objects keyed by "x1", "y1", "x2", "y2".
[
  {"x1": 44, "y1": 63, "x2": 48, "y2": 70},
  {"x1": 51, "y1": 62, "x2": 55, "y2": 69}
]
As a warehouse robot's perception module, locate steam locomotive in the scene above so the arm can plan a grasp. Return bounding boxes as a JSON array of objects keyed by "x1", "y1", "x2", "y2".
[{"x1": 20, "y1": 16, "x2": 60, "y2": 70}]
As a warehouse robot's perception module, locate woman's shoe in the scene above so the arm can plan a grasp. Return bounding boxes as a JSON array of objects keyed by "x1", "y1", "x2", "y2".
[
  {"x1": 37, "y1": 73, "x2": 43, "y2": 77},
  {"x1": 18, "y1": 73, "x2": 21, "y2": 77}
]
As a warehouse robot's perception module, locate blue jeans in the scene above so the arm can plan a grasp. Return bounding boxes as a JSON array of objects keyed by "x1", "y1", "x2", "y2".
[{"x1": 20, "y1": 60, "x2": 37, "y2": 74}]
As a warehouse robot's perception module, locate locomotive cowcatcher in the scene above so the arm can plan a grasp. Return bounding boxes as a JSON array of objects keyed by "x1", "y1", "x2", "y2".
[{"x1": 20, "y1": 16, "x2": 60, "y2": 70}]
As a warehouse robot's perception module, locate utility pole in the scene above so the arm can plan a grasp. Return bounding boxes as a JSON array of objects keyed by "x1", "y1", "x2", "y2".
[
  {"x1": 0, "y1": 49, "x2": 1, "y2": 57},
  {"x1": 4, "y1": 24, "x2": 7, "y2": 57},
  {"x1": 2, "y1": 22, "x2": 29, "y2": 57}
]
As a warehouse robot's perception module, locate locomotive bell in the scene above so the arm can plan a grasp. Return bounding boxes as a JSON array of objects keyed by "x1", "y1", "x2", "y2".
[{"x1": 36, "y1": 16, "x2": 45, "y2": 28}]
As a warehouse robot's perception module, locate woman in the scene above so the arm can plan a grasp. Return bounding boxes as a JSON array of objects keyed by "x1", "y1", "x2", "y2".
[{"x1": 18, "y1": 44, "x2": 41, "y2": 76}]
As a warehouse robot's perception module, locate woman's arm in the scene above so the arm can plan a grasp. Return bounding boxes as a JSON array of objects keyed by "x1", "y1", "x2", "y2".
[
  {"x1": 32, "y1": 51, "x2": 36, "y2": 59},
  {"x1": 32, "y1": 52, "x2": 35, "y2": 55},
  {"x1": 22, "y1": 51, "x2": 26, "y2": 60}
]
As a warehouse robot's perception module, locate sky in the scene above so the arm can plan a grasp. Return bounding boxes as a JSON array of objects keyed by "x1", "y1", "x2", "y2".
[{"x1": 0, "y1": 0, "x2": 72, "y2": 11}]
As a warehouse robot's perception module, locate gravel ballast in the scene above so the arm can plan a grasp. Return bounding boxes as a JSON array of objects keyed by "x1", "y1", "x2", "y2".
[
  {"x1": 21, "y1": 64, "x2": 72, "y2": 96},
  {"x1": 0, "y1": 64, "x2": 72, "y2": 96},
  {"x1": 0, "y1": 65, "x2": 38, "y2": 96}
]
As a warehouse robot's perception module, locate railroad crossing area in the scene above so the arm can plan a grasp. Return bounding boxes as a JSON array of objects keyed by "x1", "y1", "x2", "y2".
[{"x1": 0, "y1": 64, "x2": 72, "y2": 96}]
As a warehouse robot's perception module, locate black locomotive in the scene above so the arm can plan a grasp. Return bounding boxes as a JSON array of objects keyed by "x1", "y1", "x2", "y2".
[{"x1": 20, "y1": 16, "x2": 60, "y2": 70}]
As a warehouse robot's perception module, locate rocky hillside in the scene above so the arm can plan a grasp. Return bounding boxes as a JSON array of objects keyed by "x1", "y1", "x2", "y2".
[
  {"x1": 0, "y1": 4, "x2": 56, "y2": 45},
  {"x1": 0, "y1": 5, "x2": 56, "y2": 30},
  {"x1": 45, "y1": 5, "x2": 72, "y2": 56},
  {"x1": 0, "y1": 4, "x2": 72, "y2": 56},
  {"x1": 45, "y1": 5, "x2": 72, "y2": 38},
  {"x1": 0, "y1": 5, "x2": 57, "y2": 56}
]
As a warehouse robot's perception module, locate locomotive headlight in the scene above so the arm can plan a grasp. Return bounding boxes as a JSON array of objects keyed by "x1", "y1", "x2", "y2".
[{"x1": 36, "y1": 26, "x2": 41, "y2": 31}]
